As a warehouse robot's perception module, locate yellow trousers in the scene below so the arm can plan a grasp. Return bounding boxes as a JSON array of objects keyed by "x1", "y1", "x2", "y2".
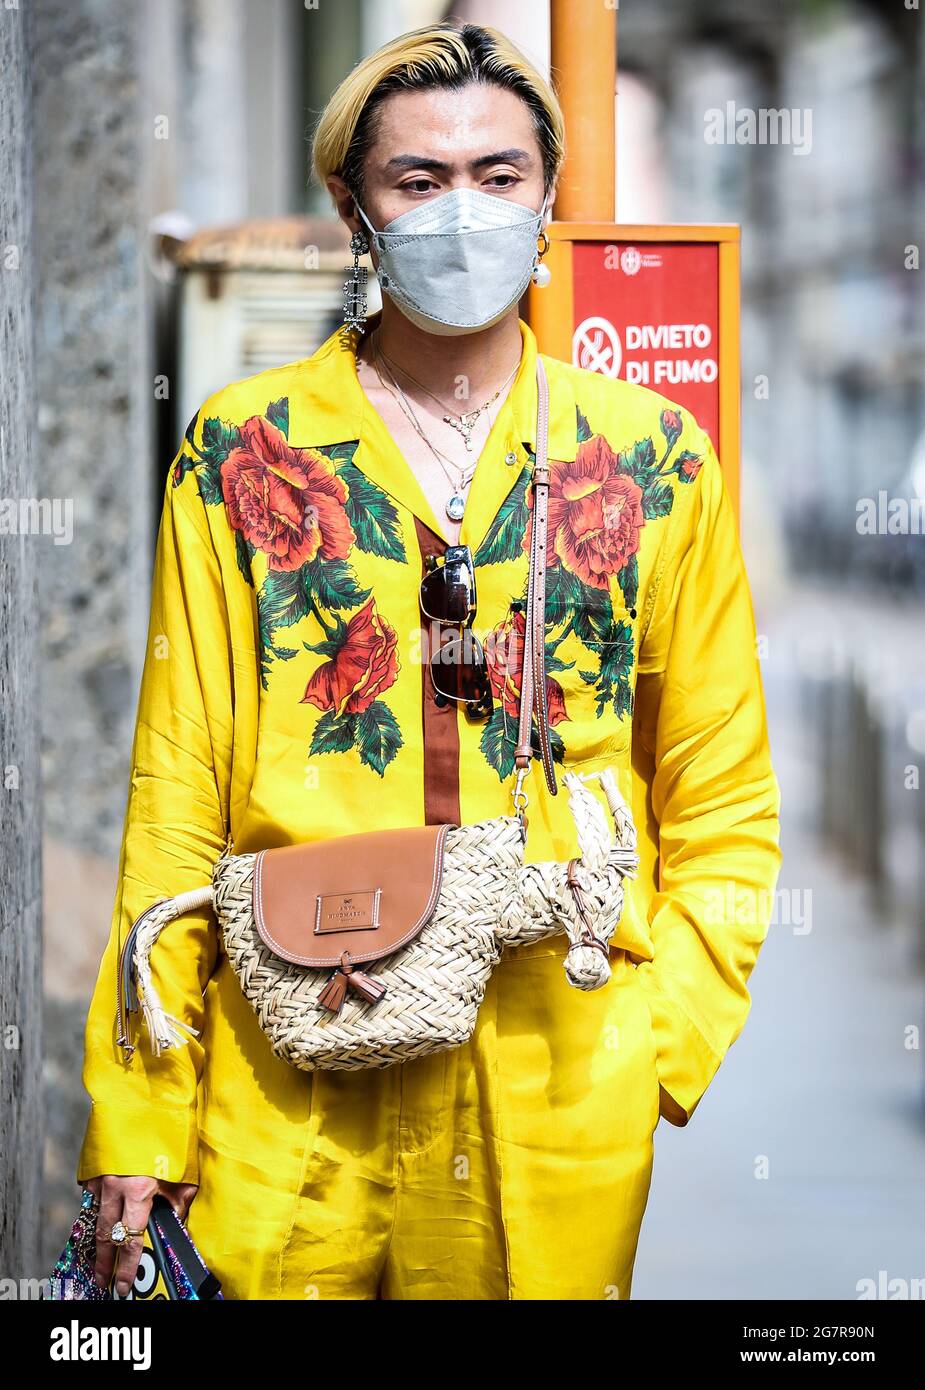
[{"x1": 183, "y1": 950, "x2": 660, "y2": 1300}]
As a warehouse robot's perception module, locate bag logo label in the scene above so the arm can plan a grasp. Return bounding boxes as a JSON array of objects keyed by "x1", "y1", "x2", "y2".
[{"x1": 315, "y1": 888, "x2": 381, "y2": 933}]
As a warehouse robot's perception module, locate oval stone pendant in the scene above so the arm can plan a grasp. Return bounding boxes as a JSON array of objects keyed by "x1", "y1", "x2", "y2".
[{"x1": 446, "y1": 494, "x2": 466, "y2": 522}]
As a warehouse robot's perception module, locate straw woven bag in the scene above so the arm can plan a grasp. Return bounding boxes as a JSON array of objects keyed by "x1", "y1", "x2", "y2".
[{"x1": 115, "y1": 360, "x2": 640, "y2": 1073}]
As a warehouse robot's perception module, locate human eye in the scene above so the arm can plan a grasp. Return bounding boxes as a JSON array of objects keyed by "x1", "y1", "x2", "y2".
[
  {"x1": 482, "y1": 171, "x2": 522, "y2": 192},
  {"x1": 399, "y1": 176, "x2": 442, "y2": 196}
]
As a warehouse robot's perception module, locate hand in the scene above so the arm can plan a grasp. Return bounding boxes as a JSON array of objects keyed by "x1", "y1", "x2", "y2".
[{"x1": 83, "y1": 1175, "x2": 198, "y2": 1297}]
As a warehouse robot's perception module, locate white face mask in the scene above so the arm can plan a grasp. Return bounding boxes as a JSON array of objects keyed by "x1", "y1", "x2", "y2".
[{"x1": 355, "y1": 187, "x2": 547, "y2": 337}]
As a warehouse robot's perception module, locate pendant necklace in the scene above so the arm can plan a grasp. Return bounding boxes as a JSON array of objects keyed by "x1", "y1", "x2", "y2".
[
  {"x1": 376, "y1": 346, "x2": 519, "y2": 453},
  {"x1": 371, "y1": 346, "x2": 481, "y2": 522}
]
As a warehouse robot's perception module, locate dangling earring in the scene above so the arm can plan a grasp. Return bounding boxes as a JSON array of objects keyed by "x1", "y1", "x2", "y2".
[
  {"x1": 532, "y1": 231, "x2": 552, "y2": 288},
  {"x1": 341, "y1": 229, "x2": 370, "y2": 337}
]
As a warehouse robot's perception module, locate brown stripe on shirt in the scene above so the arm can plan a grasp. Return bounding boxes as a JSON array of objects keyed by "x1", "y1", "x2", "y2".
[{"x1": 413, "y1": 517, "x2": 461, "y2": 826}]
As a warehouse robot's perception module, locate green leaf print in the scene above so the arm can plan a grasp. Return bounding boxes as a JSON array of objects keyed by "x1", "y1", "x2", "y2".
[
  {"x1": 532, "y1": 723, "x2": 566, "y2": 765},
  {"x1": 354, "y1": 701, "x2": 404, "y2": 777},
  {"x1": 334, "y1": 457, "x2": 407, "y2": 563},
  {"x1": 235, "y1": 529, "x2": 255, "y2": 587},
  {"x1": 545, "y1": 649, "x2": 575, "y2": 676},
  {"x1": 617, "y1": 553, "x2": 639, "y2": 610},
  {"x1": 196, "y1": 467, "x2": 223, "y2": 507},
  {"x1": 310, "y1": 709, "x2": 358, "y2": 758},
  {"x1": 576, "y1": 406, "x2": 592, "y2": 443},
  {"x1": 260, "y1": 567, "x2": 312, "y2": 634},
  {"x1": 618, "y1": 437, "x2": 659, "y2": 489},
  {"x1": 545, "y1": 564, "x2": 591, "y2": 630},
  {"x1": 576, "y1": 603, "x2": 615, "y2": 648},
  {"x1": 266, "y1": 397, "x2": 289, "y2": 438},
  {"x1": 201, "y1": 416, "x2": 241, "y2": 459},
  {"x1": 197, "y1": 416, "x2": 241, "y2": 504},
  {"x1": 473, "y1": 465, "x2": 530, "y2": 567},
  {"x1": 580, "y1": 616, "x2": 635, "y2": 721},
  {"x1": 642, "y1": 480, "x2": 674, "y2": 519},
  {"x1": 605, "y1": 679, "x2": 634, "y2": 722},
  {"x1": 259, "y1": 643, "x2": 298, "y2": 692},
  {"x1": 259, "y1": 556, "x2": 370, "y2": 650},
  {"x1": 256, "y1": 569, "x2": 307, "y2": 688},
  {"x1": 305, "y1": 556, "x2": 372, "y2": 611},
  {"x1": 319, "y1": 442, "x2": 361, "y2": 468},
  {"x1": 479, "y1": 706, "x2": 518, "y2": 781}
]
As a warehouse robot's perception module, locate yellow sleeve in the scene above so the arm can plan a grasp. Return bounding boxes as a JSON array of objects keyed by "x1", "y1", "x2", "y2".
[
  {"x1": 633, "y1": 422, "x2": 782, "y2": 1127},
  {"x1": 76, "y1": 415, "x2": 233, "y2": 1184}
]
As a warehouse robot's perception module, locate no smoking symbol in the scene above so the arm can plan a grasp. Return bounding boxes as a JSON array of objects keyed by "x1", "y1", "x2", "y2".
[{"x1": 572, "y1": 317, "x2": 622, "y2": 378}]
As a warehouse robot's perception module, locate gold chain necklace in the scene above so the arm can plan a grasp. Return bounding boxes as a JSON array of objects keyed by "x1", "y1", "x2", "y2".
[
  {"x1": 370, "y1": 348, "x2": 478, "y2": 523},
  {"x1": 376, "y1": 345, "x2": 519, "y2": 453}
]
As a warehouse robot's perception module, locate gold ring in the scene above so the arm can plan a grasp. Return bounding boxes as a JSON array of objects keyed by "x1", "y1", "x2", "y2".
[{"x1": 110, "y1": 1221, "x2": 145, "y2": 1245}]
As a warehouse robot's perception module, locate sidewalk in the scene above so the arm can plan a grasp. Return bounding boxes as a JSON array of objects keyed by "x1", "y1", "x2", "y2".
[{"x1": 633, "y1": 596, "x2": 925, "y2": 1300}]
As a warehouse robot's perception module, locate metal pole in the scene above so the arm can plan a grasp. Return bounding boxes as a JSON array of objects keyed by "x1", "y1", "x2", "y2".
[{"x1": 549, "y1": 0, "x2": 617, "y2": 221}]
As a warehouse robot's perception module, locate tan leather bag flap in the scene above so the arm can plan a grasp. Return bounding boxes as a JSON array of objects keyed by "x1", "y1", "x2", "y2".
[{"x1": 252, "y1": 824, "x2": 453, "y2": 967}]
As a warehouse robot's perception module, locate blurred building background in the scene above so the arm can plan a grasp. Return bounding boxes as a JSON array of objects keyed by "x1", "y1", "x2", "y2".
[{"x1": 1, "y1": 0, "x2": 922, "y2": 1292}]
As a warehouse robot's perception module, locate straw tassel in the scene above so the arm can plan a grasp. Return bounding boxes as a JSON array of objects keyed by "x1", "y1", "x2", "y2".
[
  {"x1": 498, "y1": 768, "x2": 640, "y2": 990},
  {"x1": 132, "y1": 885, "x2": 213, "y2": 1057}
]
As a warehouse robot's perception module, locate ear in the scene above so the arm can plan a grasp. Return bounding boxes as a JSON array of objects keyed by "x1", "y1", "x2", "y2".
[
  {"x1": 326, "y1": 174, "x2": 362, "y2": 236},
  {"x1": 542, "y1": 178, "x2": 558, "y2": 227}
]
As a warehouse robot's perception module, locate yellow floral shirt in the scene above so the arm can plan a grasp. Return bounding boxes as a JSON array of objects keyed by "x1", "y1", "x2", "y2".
[{"x1": 77, "y1": 317, "x2": 782, "y2": 1188}]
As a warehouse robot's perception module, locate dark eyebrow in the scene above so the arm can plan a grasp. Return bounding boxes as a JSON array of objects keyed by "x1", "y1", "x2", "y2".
[
  {"x1": 383, "y1": 148, "x2": 534, "y2": 175},
  {"x1": 470, "y1": 148, "x2": 533, "y2": 170}
]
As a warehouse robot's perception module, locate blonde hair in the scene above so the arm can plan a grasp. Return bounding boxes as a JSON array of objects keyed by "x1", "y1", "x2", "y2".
[{"x1": 311, "y1": 22, "x2": 565, "y2": 202}]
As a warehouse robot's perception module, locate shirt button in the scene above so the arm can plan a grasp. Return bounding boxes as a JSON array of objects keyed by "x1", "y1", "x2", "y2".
[{"x1": 504, "y1": 451, "x2": 518, "y2": 466}]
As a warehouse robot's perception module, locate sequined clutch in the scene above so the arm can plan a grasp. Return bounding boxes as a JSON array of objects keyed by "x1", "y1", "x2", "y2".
[{"x1": 43, "y1": 1187, "x2": 223, "y2": 1301}]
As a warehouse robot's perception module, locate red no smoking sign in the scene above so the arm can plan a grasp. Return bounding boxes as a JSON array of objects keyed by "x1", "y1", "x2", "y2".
[{"x1": 571, "y1": 241, "x2": 720, "y2": 451}]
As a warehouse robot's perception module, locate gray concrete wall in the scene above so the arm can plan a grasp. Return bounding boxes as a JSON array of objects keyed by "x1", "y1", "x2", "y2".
[
  {"x1": 31, "y1": 0, "x2": 153, "y2": 1267},
  {"x1": 0, "y1": 0, "x2": 43, "y2": 1282},
  {"x1": 33, "y1": 0, "x2": 300, "y2": 865},
  {"x1": 31, "y1": 0, "x2": 304, "y2": 1269},
  {"x1": 33, "y1": 0, "x2": 153, "y2": 858}
]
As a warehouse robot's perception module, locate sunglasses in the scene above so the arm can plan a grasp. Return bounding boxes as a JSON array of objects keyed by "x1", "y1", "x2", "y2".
[{"x1": 419, "y1": 545, "x2": 493, "y2": 719}]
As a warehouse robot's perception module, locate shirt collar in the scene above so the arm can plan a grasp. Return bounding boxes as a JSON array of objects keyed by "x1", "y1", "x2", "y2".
[
  {"x1": 508, "y1": 318, "x2": 579, "y2": 462},
  {"x1": 293, "y1": 316, "x2": 578, "y2": 552}
]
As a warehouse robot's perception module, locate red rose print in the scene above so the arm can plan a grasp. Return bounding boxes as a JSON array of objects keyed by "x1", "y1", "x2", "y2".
[
  {"x1": 301, "y1": 598, "x2": 399, "y2": 717},
  {"x1": 527, "y1": 435, "x2": 645, "y2": 590},
  {"x1": 660, "y1": 408, "x2": 682, "y2": 449},
  {"x1": 484, "y1": 608, "x2": 567, "y2": 725},
  {"x1": 678, "y1": 451, "x2": 703, "y2": 481},
  {"x1": 222, "y1": 415, "x2": 355, "y2": 571}
]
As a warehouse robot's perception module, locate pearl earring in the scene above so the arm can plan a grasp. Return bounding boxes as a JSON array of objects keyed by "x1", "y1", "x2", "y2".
[{"x1": 531, "y1": 231, "x2": 552, "y2": 288}]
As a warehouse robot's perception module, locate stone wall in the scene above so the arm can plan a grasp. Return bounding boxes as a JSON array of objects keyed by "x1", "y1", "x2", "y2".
[
  {"x1": 28, "y1": 0, "x2": 304, "y2": 1270},
  {"x1": 33, "y1": 0, "x2": 153, "y2": 857},
  {"x1": 31, "y1": 0, "x2": 152, "y2": 1268},
  {"x1": 0, "y1": 0, "x2": 42, "y2": 1283}
]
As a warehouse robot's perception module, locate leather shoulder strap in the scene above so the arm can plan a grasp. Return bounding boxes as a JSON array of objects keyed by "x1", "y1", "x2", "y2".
[{"x1": 514, "y1": 357, "x2": 558, "y2": 797}]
